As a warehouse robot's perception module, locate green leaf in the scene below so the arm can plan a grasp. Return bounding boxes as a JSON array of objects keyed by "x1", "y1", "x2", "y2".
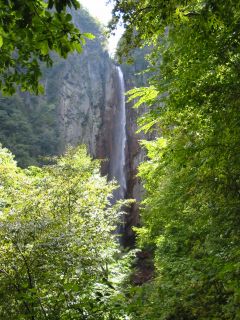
[
  {"x1": 40, "y1": 41, "x2": 49, "y2": 55},
  {"x1": 65, "y1": 13, "x2": 72, "y2": 22},
  {"x1": 83, "y1": 33, "x2": 95, "y2": 40}
]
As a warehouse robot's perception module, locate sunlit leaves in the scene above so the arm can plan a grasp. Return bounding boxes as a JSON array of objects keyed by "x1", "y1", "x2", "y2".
[
  {"x1": 0, "y1": 0, "x2": 94, "y2": 94},
  {"x1": 0, "y1": 145, "x2": 131, "y2": 319},
  {"x1": 128, "y1": 86, "x2": 158, "y2": 109},
  {"x1": 111, "y1": 0, "x2": 240, "y2": 318}
]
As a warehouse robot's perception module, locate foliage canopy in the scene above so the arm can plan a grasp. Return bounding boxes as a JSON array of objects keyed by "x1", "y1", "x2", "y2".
[
  {"x1": 0, "y1": 145, "x2": 131, "y2": 319},
  {"x1": 111, "y1": 0, "x2": 240, "y2": 318},
  {"x1": 0, "y1": 0, "x2": 93, "y2": 94}
]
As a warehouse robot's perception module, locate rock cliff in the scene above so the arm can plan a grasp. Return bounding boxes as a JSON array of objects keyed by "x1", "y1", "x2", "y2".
[
  {"x1": 0, "y1": 7, "x2": 150, "y2": 247},
  {"x1": 121, "y1": 48, "x2": 153, "y2": 246},
  {"x1": 0, "y1": 8, "x2": 118, "y2": 167}
]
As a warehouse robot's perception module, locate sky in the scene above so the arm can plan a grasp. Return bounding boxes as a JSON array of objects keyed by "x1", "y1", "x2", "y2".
[{"x1": 79, "y1": 0, "x2": 124, "y2": 55}]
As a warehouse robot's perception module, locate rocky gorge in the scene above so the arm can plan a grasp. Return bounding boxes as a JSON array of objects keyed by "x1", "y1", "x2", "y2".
[{"x1": 0, "y1": 7, "x2": 148, "y2": 247}]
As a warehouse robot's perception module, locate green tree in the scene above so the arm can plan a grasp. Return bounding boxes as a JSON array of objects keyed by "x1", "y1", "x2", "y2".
[
  {"x1": 0, "y1": 0, "x2": 93, "y2": 94},
  {"x1": 111, "y1": 0, "x2": 240, "y2": 318},
  {"x1": 0, "y1": 145, "x2": 131, "y2": 319}
]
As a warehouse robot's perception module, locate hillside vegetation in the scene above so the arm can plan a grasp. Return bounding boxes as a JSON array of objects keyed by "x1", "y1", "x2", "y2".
[{"x1": 111, "y1": 0, "x2": 240, "y2": 318}]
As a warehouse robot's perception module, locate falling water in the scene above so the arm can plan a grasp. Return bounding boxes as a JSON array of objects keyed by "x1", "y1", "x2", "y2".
[{"x1": 109, "y1": 66, "x2": 127, "y2": 201}]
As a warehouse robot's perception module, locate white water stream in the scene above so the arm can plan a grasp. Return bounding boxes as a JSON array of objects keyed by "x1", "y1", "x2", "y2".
[{"x1": 109, "y1": 66, "x2": 127, "y2": 201}]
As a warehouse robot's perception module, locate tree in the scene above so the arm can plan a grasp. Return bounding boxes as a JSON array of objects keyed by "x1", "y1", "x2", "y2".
[
  {"x1": 0, "y1": 0, "x2": 93, "y2": 94},
  {"x1": 0, "y1": 145, "x2": 131, "y2": 319},
  {"x1": 111, "y1": 0, "x2": 240, "y2": 318}
]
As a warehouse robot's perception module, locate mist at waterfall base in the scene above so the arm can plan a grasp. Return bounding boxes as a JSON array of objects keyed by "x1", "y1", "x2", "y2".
[{"x1": 108, "y1": 66, "x2": 127, "y2": 235}]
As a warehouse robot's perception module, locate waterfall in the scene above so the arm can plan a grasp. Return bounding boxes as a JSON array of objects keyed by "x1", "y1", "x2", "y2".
[{"x1": 109, "y1": 66, "x2": 127, "y2": 201}]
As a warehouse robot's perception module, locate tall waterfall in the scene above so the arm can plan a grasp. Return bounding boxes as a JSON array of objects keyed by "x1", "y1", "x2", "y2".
[{"x1": 109, "y1": 66, "x2": 127, "y2": 201}]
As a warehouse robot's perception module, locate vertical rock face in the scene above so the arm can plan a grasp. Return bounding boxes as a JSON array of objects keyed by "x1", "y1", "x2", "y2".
[
  {"x1": 120, "y1": 48, "x2": 152, "y2": 246},
  {"x1": 49, "y1": 9, "x2": 117, "y2": 158},
  {"x1": 56, "y1": 50, "x2": 113, "y2": 157},
  {"x1": 0, "y1": 8, "x2": 120, "y2": 167}
]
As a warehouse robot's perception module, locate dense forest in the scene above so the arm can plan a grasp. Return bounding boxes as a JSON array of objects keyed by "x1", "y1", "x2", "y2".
[{"x1": 0, "y1": 0, "x2": 240, "y2": 319}]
